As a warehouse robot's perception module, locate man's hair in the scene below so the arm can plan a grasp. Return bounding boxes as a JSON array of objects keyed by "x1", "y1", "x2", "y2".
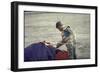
[
  {"x1": 67, "y1": 26, "x2": 70, "y2": 28},
  {"x1": 56, "y1": 21, "x2": 62, "y2": 28}
]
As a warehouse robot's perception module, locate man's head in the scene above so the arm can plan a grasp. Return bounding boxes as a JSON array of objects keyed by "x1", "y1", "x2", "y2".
[{"x1": 56, "y1": 21, "x2": 64, "y2": 31}]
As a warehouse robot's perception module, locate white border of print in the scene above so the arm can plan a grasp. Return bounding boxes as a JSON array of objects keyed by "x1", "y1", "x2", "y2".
[{"x1": 18, "y1": 5, "x2": 95, "y2": 69}]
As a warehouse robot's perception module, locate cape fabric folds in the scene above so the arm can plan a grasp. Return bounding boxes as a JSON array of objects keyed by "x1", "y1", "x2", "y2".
[{"x1": 24, "y1": 42, "x2": 69, "y2": 62}]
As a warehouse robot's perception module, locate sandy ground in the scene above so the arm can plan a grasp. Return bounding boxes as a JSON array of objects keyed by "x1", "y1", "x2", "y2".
[{"x1": 24, "y1": 11, "x2": 90, "y2": 59}]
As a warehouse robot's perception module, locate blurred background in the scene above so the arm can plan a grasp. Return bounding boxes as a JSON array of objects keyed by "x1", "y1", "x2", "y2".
[{"x1": 24, "y1": 11, "x2": 90, "y2": 59}]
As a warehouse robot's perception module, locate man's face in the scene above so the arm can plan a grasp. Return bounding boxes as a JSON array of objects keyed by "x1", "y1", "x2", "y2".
[{"x1": 57, "y1": 25, "x2": 63, "y2": 31}]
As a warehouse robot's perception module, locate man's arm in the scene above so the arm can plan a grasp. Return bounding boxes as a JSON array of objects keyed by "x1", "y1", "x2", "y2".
[
  {"x1": 56, "y1": 37, "x2": 70, "y2": 48},
  {"x1": 56, "y1": 43, "x2": 63, "y2": 48}
]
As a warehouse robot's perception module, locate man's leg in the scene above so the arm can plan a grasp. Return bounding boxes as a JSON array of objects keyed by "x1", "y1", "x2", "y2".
[{"x1": 66, "y1": 44, "x2": 76, "y2": 59}]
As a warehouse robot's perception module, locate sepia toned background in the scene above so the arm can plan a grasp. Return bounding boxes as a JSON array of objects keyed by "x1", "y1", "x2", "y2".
[{"x1": 24, "y1": 11, "x2": 90, "y2": 59}]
